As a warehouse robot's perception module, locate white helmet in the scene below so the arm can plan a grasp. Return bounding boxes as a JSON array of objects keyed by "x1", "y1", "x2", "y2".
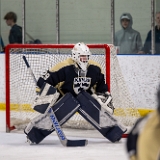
[{"x1": 71, "y1": 42, "x2": 91, "y2": 71}]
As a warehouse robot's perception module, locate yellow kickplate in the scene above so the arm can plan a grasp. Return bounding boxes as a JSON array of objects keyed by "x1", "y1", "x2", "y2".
[
  {"x1": 0, "y1": 103, "x2": 155, "y2": 116},
  {"x1": 0, "y1": 103, "x2": 34, "y2": 112}
]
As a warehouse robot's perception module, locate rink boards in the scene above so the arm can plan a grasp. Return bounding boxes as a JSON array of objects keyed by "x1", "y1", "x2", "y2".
[{"x1": 0, "y1": 53, "x2": 160, "y2": 115}]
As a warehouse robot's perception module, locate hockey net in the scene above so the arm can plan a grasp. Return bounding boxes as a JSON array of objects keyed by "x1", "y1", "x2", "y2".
[{"x1": 5, "y1": 44, "x2": 140, "y2": 132}]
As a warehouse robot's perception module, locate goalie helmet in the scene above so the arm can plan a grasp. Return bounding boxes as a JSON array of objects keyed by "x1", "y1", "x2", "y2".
[{"x1": 71, "y1": 42, "x2": 91, "y2": 71}]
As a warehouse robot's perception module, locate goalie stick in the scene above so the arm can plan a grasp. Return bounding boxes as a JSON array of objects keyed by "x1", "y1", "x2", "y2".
[{"x1": 22, "y1": 55, "x2": 88, "y2": 147}]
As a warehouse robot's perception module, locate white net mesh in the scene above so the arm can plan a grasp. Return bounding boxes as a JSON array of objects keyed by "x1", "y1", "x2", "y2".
[
  {"x1": 6, "y1": 44, "x2": 140, "y2": 131},
  {"x1": 109, "y1": 45, "x2": 140, "y2": 126}
]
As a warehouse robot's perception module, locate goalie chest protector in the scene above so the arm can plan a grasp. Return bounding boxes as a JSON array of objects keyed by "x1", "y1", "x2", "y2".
[{"x1": 37, "y1": 58, "x2": 108, "y2": 96}]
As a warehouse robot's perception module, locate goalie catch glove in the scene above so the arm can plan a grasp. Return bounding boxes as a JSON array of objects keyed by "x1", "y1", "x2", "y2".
[{"x1": 92, "y1": 92, "x2": 115, "y2": 115}]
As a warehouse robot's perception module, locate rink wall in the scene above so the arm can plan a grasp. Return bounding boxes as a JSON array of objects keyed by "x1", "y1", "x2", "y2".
[
  {"x1": 0, "y1": 53, "x2": 160, "y2": 114},
  {"x1": 0, "y1": 0, "x2": 155, "y2": 46}
]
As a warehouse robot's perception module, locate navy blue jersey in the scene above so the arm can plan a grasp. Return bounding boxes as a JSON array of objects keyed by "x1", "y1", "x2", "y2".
[
  {"x1": 37, "y1": 58, "x2": 109, "y2": 96},
  {"x1": 9, "y1": 24, "x2": 22, "y2": 44}
]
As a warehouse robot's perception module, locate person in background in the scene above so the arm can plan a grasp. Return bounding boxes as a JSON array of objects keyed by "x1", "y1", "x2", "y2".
[
  {"x1": 4, "y1": 11, "x2": 22, "y2": 44},
  {"x1": 115, "y1": 13, "x2": 142, "y2": 54},
  {"x1": 0, "y1": 36, "x2": 5, "y2": 52},
  {"x1": 126, "y1": 85, "x2": 160, "y2": 160},
  {"x1": 138, "y1": 11, "x2": 160, "y2": 54}
]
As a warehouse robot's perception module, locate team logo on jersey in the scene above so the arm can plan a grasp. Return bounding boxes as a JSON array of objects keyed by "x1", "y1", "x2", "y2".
[{"x1": 73, "y1": 77, "x2": 91, "y2": 94}]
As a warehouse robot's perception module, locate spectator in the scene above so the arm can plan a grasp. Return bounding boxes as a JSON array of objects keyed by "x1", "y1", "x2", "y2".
[
  {"x1": 138, "y1": 11, "x2": 160, "y2": 54},
  {"x1": 0, "y1": 36, "x2": 5, "y2": 52},
  {"x1": 115, "y1": 13, "x2": 142, "y2": 54},
  {"x1": 126, "y1": 85, "x2": 160, "y2": 160},
  {"x1": 4, "y1": 11, "x2": 22, "y2": 44}
]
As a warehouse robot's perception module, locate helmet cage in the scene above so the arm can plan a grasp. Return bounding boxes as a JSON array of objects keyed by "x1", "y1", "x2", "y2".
[{"x1": 72, "y1": 42, "x2": 91, "y2": 71}]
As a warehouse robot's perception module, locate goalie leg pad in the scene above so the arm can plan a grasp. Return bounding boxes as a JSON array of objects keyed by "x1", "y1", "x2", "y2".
[
  {"x1": 25, "y1": 125, "x2": 54, "y2": 144},
  {"x1": 77, "y1": 91, "x2": 126, "y2": 142},
  {"x1": 104, "y1": 125, "x2": 124, "y2": 142},
  {"x1": 24, "y1": 93, "x2": 80, "y2": 144}
]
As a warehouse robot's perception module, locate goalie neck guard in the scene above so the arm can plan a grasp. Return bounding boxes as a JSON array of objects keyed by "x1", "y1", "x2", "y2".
[{"x1": 71, "y1": 42, "x2": 91, "y2": 71}]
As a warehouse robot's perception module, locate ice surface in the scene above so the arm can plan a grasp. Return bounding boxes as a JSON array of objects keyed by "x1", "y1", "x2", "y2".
[{"x1": 0, "y1": 111, "x2": 128, "y2": 160}]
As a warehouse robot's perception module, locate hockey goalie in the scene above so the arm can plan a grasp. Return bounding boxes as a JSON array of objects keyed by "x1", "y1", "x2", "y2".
[{"x1": 24, "y1": 42, "x2": 127, "y2": 145}]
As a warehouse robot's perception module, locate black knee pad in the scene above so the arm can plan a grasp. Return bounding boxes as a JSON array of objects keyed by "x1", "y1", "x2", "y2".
[
  {"x1": 76, "y1": 90, "x2": 102, "y2": 125},
  {"x1": 52, "y1": 93, "x2": 80, "y2": 125}
]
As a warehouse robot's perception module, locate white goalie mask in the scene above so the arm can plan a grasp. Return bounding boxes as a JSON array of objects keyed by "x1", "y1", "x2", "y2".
[{"x1": 71, "y1": 42, "x2": 91, "y2": 71}]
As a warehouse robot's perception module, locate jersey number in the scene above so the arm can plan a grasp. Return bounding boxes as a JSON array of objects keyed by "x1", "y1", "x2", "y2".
[{"x1": 42, "y1": 71, "x2": 50, "y2": 80}]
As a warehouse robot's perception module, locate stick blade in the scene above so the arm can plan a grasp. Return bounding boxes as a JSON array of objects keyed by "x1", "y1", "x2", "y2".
[{"x1": 66, "y1": 140, "x2": 88, "y2": 147}]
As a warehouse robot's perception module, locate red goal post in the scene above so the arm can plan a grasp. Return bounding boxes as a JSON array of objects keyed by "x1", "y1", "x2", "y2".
[{"x1": 5, "y1": 44, "x2": 111, "y2": 132}]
